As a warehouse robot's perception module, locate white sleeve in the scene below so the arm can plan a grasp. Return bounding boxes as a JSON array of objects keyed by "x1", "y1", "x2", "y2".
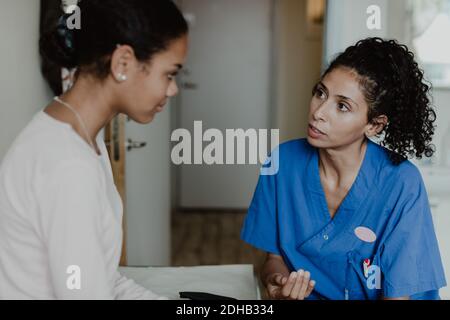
[
  {"x1": 113, "y1": 272, "x2": 168, "y2": 300},
  {"x1": 39, "y1": 160, "x2": 115, "y2": 299}
]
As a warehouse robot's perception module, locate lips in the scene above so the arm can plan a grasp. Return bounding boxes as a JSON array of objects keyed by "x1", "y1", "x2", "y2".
[
  {"x1": 309, "y1": 124, "x2": 325, "y2": 135},
  {"x1": 155, "y1": 101, "x2": 168, "y2": 113}
]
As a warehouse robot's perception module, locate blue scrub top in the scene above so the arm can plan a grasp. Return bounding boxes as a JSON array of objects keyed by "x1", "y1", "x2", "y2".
[{"x1": 241, "y1": 138, "x2": 447, "y2": 300}]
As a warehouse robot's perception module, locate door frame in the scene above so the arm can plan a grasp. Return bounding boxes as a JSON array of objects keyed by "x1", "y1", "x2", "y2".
[{"x1": 105, "y1": 116, "x2": 128, "y2": 266}]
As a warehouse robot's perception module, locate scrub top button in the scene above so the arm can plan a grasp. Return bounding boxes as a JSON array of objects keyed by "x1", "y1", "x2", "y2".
[{"x1": 323, "y1": 234, "x2": 329, "y2": 241}]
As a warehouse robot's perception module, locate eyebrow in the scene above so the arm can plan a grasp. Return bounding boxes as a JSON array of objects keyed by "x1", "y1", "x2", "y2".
[
  {"x1": 174, "y1": 64, "x2": 183, "y2": 70},
  {"x1": 337, "y1": 95, "x2": 359, "y2": 108},
  {"x1": 318, "y1": 82, "x2": 359, "y2": 108}
]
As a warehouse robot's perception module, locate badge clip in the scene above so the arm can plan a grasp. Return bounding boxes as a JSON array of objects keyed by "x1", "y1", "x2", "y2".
[{"x1": 363, "y1": 259, "x2": 371, "y2": 278}]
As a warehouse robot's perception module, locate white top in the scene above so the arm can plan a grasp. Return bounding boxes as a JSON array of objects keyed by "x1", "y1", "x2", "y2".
[{"x1": 0, "y1": 110, "x2": 165, "y2": 300}]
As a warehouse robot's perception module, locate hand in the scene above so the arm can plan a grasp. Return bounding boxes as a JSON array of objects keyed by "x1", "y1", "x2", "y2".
[{"x1": 266, "y1": 270, "x2": 315, "y2": 300}]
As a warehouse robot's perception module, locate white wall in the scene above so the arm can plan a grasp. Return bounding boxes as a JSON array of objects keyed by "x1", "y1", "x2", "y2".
[
  {"x1": 324, "y1": 0, "x2": 388, "y2": 66},
  {"x1": 387, "y1": 0, "x2": 410, "y2": 42},
  {"x1": 176, "y1": 0, "x2": 273, "y2": 209},
  {"x1": 432, "y1": 90, "x2": 450, "y2": 166},
  {"x1": 274, "y1": 0, "x2": 323, "y2": 142},
  {"x1": 0, "y1": 0, "x2": 52, "y2": 161}
]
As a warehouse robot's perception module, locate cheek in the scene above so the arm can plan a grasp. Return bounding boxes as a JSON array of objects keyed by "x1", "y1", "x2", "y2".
[
  {"x1": 141, "y1": 75, "x2": 167, "y2": 100},
  {"x1": 333, "y1": 113, "x2": 367, "y2": 136},
  {"x1": 309, "y1": 100, "x2": 315, "y2": 112}
]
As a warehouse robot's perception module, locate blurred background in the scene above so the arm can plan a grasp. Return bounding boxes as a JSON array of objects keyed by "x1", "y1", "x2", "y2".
[{"x1": 0, "y1": 0, "x2": 449, "y2": 298}]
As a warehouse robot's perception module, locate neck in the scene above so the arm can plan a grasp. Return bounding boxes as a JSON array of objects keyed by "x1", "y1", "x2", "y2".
[
  {"x1": 318, "y1": 138, "x2": 368, "y2": 186},
  {"x1": 58, "y1": 75, "x2": 118, "y2": 143}
]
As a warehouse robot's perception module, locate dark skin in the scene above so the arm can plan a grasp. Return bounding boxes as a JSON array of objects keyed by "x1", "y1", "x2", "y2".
[{"x1": 262, "y1": 67, "x2": 409, "y2": 300}]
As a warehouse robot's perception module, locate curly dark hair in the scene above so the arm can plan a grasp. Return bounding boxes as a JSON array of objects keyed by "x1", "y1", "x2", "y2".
[{"x1": 323, "y1": 37, "x2": 436, "y2": 165}]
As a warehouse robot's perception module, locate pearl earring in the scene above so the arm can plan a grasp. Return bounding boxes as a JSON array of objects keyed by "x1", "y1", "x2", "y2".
[{"x1": 117, "y1": 73, "x2": 127, "y2": 82}]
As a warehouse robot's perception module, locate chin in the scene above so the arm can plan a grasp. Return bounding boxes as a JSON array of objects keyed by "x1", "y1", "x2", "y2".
[
  {"x1": 306, "y1": 136, "x2": 326, "y2": 148},
  {"x1": 306, "y1": 136, "x2": 316, "y2": 145},
  {"x1": 127, "y1": 113, "x2": 155, "y2": 125},
  {"x1": 140, "y1": 114, "x2": 155, "y2": 124}
]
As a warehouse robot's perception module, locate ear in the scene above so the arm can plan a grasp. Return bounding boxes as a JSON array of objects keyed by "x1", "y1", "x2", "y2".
[
  {"x1": 365, "y1": 115, "x2": 388, "y2": 138},
  {"x1": 110, "y1": 45, "x2": 136, "y2": 83}
]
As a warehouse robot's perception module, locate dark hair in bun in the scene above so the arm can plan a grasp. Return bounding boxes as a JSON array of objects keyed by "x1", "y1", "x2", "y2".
[{"x1": 39, "y1": 0, "x2": 188, "y2": 86}]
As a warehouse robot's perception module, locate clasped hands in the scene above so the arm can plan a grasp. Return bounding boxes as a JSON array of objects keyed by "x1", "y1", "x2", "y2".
[{"x1": 265, "y1": 269, "x2": 316, "y2": 300}]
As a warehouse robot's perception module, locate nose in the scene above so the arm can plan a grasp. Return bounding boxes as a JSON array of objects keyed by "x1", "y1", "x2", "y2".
[
  {"x1": 312, "y1": 100, "x2": 328, "y2": 122},
  {"x1": 167, "y1": 80, "x2": 179, "y2": 97}
]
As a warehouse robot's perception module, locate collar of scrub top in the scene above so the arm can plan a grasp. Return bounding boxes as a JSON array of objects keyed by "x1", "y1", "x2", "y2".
[{"x1": 305, "y1": 139, "x2": 378, "y2": 227}]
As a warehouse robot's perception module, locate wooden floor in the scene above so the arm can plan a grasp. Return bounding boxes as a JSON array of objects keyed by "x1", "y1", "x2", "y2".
[{"x1": 171, "y1": 211, "x2": 266, "y2": 277}]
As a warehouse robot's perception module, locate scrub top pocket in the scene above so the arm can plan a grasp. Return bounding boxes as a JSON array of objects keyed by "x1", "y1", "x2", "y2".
[{"x1": 345, "y1": 251, "x2": 383, "y2": 300}]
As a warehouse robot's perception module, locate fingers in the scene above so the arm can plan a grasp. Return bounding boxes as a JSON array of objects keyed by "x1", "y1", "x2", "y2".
[
  {"x1": 273, "y1": 274, "x2": 287, "y2": 286},
  {"x1": 271, "y1": 270, "x2": 316, "y2": 300},
  {"x1": 281, "y1": 272, "x2": 297, "y2": 298},
  {"x1": 281, "y1": 270, "x2": 316, "y2": 300},
  {"x1": 265, "y1": 273, "x2": 288, "y2": 299},
  {"x1": 267, "y1": 273, "x2": 286, "y2": 287},
  {"x1": 305, "y1": 280, "x2": 316, "y2": 298},
  {"x1": 289, "y1": 270, "x2": 304, "y2": 299},
  {"x1": 297, "y1": 270, "x2": 311, "y2": 300}
]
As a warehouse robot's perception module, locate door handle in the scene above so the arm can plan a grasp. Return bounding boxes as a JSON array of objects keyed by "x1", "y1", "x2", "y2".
[{"x1": 126, "y1": 139, "x2": 147, "y2": 152}]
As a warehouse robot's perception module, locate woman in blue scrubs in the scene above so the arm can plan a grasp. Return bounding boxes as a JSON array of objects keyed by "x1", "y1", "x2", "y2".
[{"x1": 241, "y1": 38, "x2": 447, "y2": 300}]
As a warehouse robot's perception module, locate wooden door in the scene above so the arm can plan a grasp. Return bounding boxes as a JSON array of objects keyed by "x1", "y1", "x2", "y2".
[{"x1": 105, "y1": 115, "x2": 128, "y2": 266}]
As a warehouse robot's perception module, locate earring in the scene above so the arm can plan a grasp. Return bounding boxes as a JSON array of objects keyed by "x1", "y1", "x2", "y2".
[{"x1": 117, "y1": 73, "x2": 127, "y2": 82}]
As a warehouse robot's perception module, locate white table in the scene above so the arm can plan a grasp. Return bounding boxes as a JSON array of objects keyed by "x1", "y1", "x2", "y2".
[{"x1": 119, "y1": 264, "x2": 261, "y2": 300}]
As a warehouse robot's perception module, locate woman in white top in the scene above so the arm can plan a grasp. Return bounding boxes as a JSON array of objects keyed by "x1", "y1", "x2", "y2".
[{"x1": 0, "y1": 0, "x2": 188, "y2": 299}]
